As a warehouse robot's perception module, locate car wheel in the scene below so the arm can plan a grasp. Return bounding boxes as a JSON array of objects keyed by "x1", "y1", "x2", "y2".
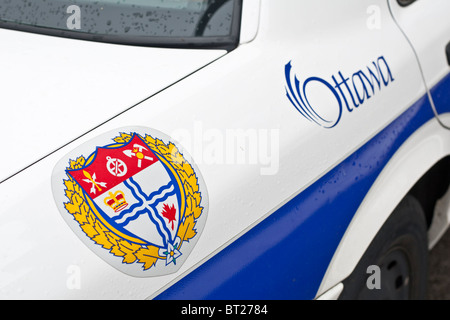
[{"x1": 339, "y1": 195, "x2": 428, "y2": 300}]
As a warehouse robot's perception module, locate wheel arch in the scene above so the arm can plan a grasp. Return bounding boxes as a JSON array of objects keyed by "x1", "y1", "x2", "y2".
[
  {"x1": 316, "y1": 114, "x2": 450, "y2": 298},
  {"x1": 409, "y1": 156, "x2": 450, "y2": 231}
]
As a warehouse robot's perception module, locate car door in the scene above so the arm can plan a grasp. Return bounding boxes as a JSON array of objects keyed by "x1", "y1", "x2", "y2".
[
  {"x1": 153, "y1": 0, "x2": 434, "y2": 299},
  {"x1": 388, "y1": 0, "x2": 450, "y2": 128},
  {"x1": 0, "y1": 0, "x2": 437, "y2": 300}
]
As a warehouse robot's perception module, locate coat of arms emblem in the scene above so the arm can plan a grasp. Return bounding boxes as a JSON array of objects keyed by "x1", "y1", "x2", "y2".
[{"x1": 52, "y1": 127, "x2": 208, "y2": 277}]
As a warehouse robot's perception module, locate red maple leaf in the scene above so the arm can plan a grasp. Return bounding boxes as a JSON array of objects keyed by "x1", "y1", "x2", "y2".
[{"x1": 161, "y1": 203, "x2": 177, "y2": 230}]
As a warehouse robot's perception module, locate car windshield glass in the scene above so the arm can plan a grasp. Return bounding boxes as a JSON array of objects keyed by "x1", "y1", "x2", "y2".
[{"x1": 0, "y1": 0, "x2": 242, "y2": 49}]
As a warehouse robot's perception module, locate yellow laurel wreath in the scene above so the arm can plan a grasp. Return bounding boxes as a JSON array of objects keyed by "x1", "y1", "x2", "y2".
[{"x1": 63, "y1": 132, "x2": 204, "y2": 270}]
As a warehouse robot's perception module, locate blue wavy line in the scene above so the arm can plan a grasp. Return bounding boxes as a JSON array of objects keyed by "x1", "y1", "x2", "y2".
[
  {"x1": 115, "y1": 178, "x2": 176, "y2": 246},
  {"x1": 112, "y1": 179, "x2": 145, "y2": 223}
]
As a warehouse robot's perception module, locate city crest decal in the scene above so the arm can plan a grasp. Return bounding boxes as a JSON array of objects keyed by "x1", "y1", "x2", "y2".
[{"x1": 52, "y1": 127, "x2": 208, "y2": 277}]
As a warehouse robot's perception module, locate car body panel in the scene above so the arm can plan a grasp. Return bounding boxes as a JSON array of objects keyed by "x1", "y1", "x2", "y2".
[
  {"x1": 154, "y1": 78, "x2": 447, "y2": 299},
  {"x1": 388, "y1": 0, "x2": 450, "y2": 127},
  {"x1": 0, "y1": 27, "x2": 226, "y2": 182},
  {"x1": 1, "y1": 0, "x2": 450, "y2": 300},
  {"x1": 319, "y1": 110, "x2": 450, "y2": 298}
]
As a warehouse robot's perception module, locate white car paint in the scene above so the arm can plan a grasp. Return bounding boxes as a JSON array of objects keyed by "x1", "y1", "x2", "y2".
[
  {"x1": 318, "y1": 0, "x2": 450, "y2": 298},
  {"x1": 239, "y1": 0, "x2": 260, "y2": 44},
  {"x1": 388, "y1": 0, "x2": 450, "y2": 127},
  {"x1": 316, "y1": 283, "x2": 344, "y2": 300},
  {"x1": 0, "y1": 28, "x2": 225, "y2": 182},
  {"x1": 0, "y1": 0, "x2": 449, "y2": 300}
]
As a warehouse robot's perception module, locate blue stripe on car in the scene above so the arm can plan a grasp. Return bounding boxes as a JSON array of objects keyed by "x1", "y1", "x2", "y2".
[{"x1": 155, "y1": 73, "x2": 450, "y2": 300}]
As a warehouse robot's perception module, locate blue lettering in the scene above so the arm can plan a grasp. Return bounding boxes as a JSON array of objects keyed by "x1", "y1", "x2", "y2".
[
  {"x1": 285, "y1": 56, "x2": 394, "y2": 129},
  {"x1": 332, "y1": 74, "x2": 352, "y2": 113},
  {"x1": 377, "y1": 56, "x2": 395, "y2": 86},
  {"x1": 367, "y1": 62, "x2": 382, "y2": 92},
  {"x1": 302, "y1": 77, "x2": 343, "y2": 129},
  {"x1": 352, "y1": 71, "x2": 372, "y2": 104},
  {"x1": 336, "y1": 71, "x2": 359, "y2": 110}
]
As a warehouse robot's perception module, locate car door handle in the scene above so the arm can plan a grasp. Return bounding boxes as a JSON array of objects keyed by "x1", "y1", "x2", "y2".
[{"x1": 446, "y1": 41, "x2": 450, "y2": 66}]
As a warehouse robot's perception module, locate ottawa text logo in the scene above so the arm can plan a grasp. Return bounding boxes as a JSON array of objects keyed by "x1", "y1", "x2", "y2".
[{"x1": 285, "y1": 56, "x2": 395, "y2": 128}]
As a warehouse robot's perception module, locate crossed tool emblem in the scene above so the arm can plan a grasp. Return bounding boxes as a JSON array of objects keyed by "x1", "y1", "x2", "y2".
[
  {"x1": 82, "y1": 170, "x2": 107, "y2": 194},
  {"x1": 123, "y1": 143, "x2": 154, "y2": 168}
]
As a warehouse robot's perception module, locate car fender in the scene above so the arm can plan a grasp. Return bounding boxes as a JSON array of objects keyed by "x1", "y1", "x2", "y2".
[{"x1": 317, "y1": 112, "x2": 450, "y2": 297}]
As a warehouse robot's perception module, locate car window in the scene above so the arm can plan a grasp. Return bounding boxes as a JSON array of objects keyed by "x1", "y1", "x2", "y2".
[{"x1": 0, "y1": 0, "x2": 242, "y2": 49}]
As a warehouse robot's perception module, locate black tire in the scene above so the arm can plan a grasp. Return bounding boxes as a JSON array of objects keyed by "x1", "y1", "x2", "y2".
[{"x1": 339, "y1": 195, "x2": 428, "y2": 300}]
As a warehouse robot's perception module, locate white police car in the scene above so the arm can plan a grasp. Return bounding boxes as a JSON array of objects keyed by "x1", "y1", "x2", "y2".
[{"x1": 0, "y1": 0, "x2": 450, "y2": 300}]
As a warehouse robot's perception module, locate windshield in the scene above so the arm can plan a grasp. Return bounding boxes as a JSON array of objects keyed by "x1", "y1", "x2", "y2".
[{"x1": 0, "y1": 0, "x2": 242, "y2": 49}]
